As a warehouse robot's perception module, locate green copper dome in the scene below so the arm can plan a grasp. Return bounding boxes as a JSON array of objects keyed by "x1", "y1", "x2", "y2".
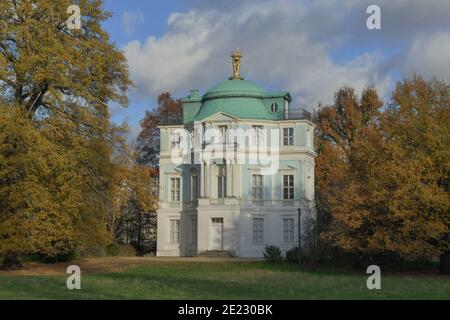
[
  {"x1": 204, "y1": 79, "x2": 265, "y2": 99},
  {"x1": 182, "y1": 51, "x2": 292, "y2": 124},
  {"x1": 193, "y1": 79, "x2": 275, "y2": 121}
]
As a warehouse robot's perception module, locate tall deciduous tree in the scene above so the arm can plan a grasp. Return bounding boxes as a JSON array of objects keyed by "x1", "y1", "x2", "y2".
[
  {"x1": 0, "y1": 0, "x2": 131, "y2": 268},
  {"x1": 0, "y1": 104, "x2": 82, "y2": 269},
  {"x1": 379, "y1": 78, "x2": 450, "y2": 273},
  {"x1": 0, "y1": 0, "x2": 131, "y2": 117},
  {"x1": 317, "y1": 79, "x2": 450, "y2": 274},
  {"x1": 315, "y1": 86, "x2": 382, "y2": 239},
  {"x1": 136, "y1": 93, "x2": 183, "y2": 167}
]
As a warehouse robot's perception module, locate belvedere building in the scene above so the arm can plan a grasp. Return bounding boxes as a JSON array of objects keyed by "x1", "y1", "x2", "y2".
[{"x1": 157, "y1": 50, "x2": 316, "y2": 257}]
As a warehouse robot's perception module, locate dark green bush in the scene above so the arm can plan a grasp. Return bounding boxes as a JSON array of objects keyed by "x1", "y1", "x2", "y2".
[
  {"x1": 263, "y1": 245, "x2": 282, "y2": 262},
  {"x1": 38, "y1": 250, "x2": 77, "y2": 263},
  {"x1": 106, "y1": 243, "x2": 120, "y2": 256},
  {"x1": 286, "y1": 247, "x2": 299, "y2": 263}
]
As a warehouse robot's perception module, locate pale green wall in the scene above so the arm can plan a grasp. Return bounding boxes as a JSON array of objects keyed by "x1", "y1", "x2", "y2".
[
  {"x1": 241, "y1": 160, "x2": 302, "y2": 200},
  {"x1": 159, "y1": 122, "x2": 308, "y2": 202},
  {"x1": 295, "y1": 124, "x2": 307, "y2": 146},
  {"x1": 160, "y1": 129, "x2": 168, "y2": 152}
]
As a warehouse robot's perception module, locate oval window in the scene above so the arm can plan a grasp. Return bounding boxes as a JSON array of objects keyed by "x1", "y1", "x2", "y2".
[{"x1": 271, "y1": 102, "x2": 278, "y2": 112}]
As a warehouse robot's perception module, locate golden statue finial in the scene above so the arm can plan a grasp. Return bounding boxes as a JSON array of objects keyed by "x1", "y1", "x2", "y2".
[{"x1": 229, "y1": 49, "x2": 243, "y2": 80}]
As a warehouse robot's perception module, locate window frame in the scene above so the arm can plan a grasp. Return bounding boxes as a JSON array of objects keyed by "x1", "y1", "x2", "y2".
[
  {"x1": 190, "y1": 217, "x2": 197, "y2": 245},
  {"x1": 252, "y1": 217, "x2": 264, "y2": 244},
  {"x1": 283, "y1": 127, "x2": 294, "y2": 146},
  {"x1": 283, "y1": 217, "x2": 295, "y2": 243},
  {"x1": 217, "y1": 165, "x2": 227, "y2": 199},
  {"x1": 218, "y1": 125, "x2": 228, "y2": 144},
  {"x1": 252, "y1": 125, "x2": 264, "y2": 146},
  {"x1": 169, "y1": 219, "x2": 180, "y2": 244},
  {"x1": 252, "y1": 174, "x2": 263, "y2": 200},
  {"x1": 283, "y1": 175, "x2": 295, "y2": 200},
  {"x1": 217, "y1": 176, "x2": 227, "y2": 198},
  {"x1": 170, "y1": 177, "x2": 181, "y2": 202},
  {"x1": 171, "y1": 131, "x2": 181, "y2": 149},
  {"x1": 271, "y1": 102, "x2": 278, "y2": 113}
]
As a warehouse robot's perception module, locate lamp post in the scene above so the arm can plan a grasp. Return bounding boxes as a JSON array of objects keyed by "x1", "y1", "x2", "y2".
[{"x1": 298, "y1": 208, "x2": 301, "y2": 266}]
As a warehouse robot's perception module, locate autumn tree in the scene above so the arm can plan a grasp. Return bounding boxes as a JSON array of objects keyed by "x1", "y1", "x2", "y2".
[
  {"x1": 317, "y1": 79, "x2": 450, "y2": 274},
  {"x1": 110, "y1": 150, "x2": 158, "y2": 255},
  {"x1": 378, "y1": 78, "x2": 450, "y2": 273},
  {"x1": 136, "y1": 93, "x2": 183, "y2": 167},
  {"x1": 0, "y1": 104, "x2": 82, "y2": 269},
  {"x1": 315, "y1": 86, "x2": 382, "y2": 240},
  {"x1": 0, "y1": 0, "x2": 131, "y2": 268},
  {"x1": 0, "y1": 0, "x2": 130, "y2": 117}
]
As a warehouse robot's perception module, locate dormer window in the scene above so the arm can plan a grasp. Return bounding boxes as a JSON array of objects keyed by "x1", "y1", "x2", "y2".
[{"x1": 271, "y1": 102, "x2": 278, "y2": 113}]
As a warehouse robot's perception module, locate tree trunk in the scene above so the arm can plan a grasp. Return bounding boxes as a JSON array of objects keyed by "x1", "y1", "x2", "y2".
[
  {"x1": 1, "y1": 252, "x2": 23, "y2": 270},
  {"x1": 439, "y1": 251, "x2": 449, "y2": 275}
]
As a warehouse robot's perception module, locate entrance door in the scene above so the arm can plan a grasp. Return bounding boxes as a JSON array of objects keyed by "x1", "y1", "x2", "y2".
[{"x1": 209, "y1": 218, "x2": 223, "y2": 251}]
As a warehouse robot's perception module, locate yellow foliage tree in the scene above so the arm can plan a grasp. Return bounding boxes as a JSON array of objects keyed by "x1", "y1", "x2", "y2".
[
  {"x1": 110, "y1": 151, "x2": 158, "y2": 254},
  {"x1": 0, "y1": 0, "x2": 132, "y2": 268},
  {"x1": 0, "y1": 105, "x2": 82, "y2": 269}
]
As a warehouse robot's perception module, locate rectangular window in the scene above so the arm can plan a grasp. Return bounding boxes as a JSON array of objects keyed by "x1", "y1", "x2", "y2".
[
  {"x1": 219, "y1": 125, "x2": 228, "y2": 144},
  {"x1": 218, "y1": 176, "x2": 226, "y2": 198},
  {"x1": 191, "y1": 218, "x2": 197, "y2": 245},
  {"x1": 252, "y1": 174, "x2": 263, "y2": 200},
  {"x1": 253, "y1": 218, "x2": 264, "y2": 244},
  {"x1": 171, "y1": 132, "x2": 181, "y2": 149},
  {"x1": 283, "y1": 128, "x2": 294, "y2": 146},
  {"x1": 170, "y1": 178, "x2": 180, "y2": 202},
  {"x1": 217, "y1": 165, "x2": 226, "y2": 199},
  {"x1": 252, "y1": 125, "x2": 264, "y2": 146},
  {"x1": 211, "y1": 217, "x2": 223, "y2": 224},
  {"x1": 283, "y1": 175, "x2": 294, "y2": 200},
  {"x1": 191, "y1": 175, "x2": 198, "y2": 200},
  {"x1": 169, "y1": 219, "x2": 180, "y2": 244},
  {"x1": 283, "y1": 218, "x2": 295, "y2": 243}
]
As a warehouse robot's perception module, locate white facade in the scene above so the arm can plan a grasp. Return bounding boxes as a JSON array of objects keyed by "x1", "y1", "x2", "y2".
[{"x1": 156, "y1": 113, "x2": 316, "y2": 257}]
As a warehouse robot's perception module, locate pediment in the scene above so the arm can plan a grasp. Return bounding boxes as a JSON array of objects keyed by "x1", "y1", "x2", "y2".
[
  {"x1": 164, "y1": 168, "x2": 182, "y2": 175},
  {"x1": 202, "y1": 112, "x2": 240, "y2": 123},
  {"x1": 280, "y1": 165, "x2": 296, "y2": 171}
]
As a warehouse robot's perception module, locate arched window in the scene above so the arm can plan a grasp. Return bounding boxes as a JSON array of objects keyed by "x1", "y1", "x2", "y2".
[{"x1": 271, "y1": 102, "x2": 278, "y2": 113}]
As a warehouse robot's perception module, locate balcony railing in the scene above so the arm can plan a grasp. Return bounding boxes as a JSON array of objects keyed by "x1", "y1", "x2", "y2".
[
  {"x1": 169, "y1": 201, "x2": 181, "y2": 208},
  {"x1": 183, "y1": 200, "x2": 198, "y2": 209},
  {"x1": 283, "y1": 108, "x2": 312, "y2": 121}
]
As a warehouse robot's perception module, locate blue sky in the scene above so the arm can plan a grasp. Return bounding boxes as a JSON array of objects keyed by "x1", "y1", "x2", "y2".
[
  {"x1": 100, "y1": 0, "x2": 450, "y2": 141},
  {"x1": 103, "y1": 1, "x2": 188, "y2": 46},
  {"x1": 103, "y1": 0, "x2": 189, "y2": 138}
]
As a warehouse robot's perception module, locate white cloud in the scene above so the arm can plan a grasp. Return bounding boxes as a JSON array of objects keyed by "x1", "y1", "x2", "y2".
[
  {"x1": 121, "y1": 11, "x2": 145, "y2": 36},
  {"x1": 122, "y1": 0, "x2": 449, "y2": 111},
  {"x1": 404, "y1": 32, "x2": 450, "y2": 81}
]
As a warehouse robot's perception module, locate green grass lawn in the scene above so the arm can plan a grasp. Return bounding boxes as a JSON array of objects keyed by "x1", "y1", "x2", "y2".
[{"x1": 0, "y1": 260, "x2": 449, "y2": 299}]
